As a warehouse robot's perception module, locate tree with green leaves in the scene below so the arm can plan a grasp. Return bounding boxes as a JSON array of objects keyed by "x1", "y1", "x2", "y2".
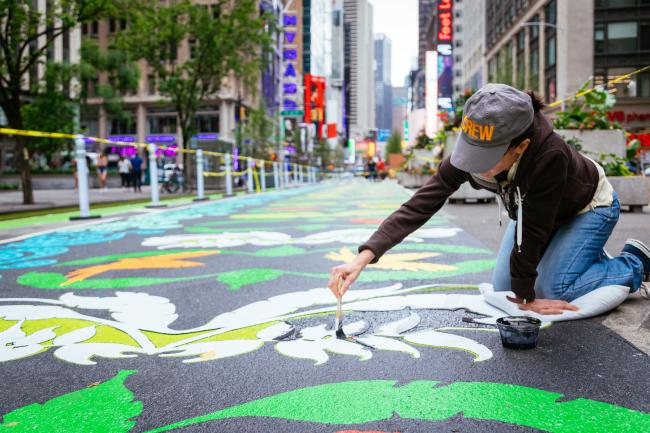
[
  {"x1": 385, "y1": 131, "x2": 402, "y2": 159},
  {"x1": 0, "y1": 0, "x2": 125, "y2": 204},
  {"x1": 239, "y1": 100, "x2": 277, "y2": 160},
  {"x1": 118, "y1": 0, "x2": 272, "y2": 170}
]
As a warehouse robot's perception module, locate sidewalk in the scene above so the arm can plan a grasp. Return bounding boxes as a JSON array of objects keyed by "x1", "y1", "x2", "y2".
[{"x1": 0, "y1": 186, "x2": 155, "y2": 214}]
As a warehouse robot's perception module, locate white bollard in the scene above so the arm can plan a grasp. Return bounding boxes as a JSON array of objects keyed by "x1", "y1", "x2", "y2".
[
  {"x1": 292, "y1": 163, "x2": 298, "y2": 183},
  {"x1": 298, "y1": 164, "x2": 304, "y2": 183},
  {"x1": 194, "y1": 149, "x2": 208, "y2": 201},
  {"x1": 259, "y1": 159, "x2": 266, "y2": 192},
  {"x1": 247, "y1": 157, "x2": 254, "y2": 193},
  {"x1": 308, "y1": 166, "x2": 313, "y2": 184},
  {"x1": 273, "y1": 161, "x2": 280, "y2": 189},
  {"x1": 225, "y1": 153, "x2": 233, "y2": 196},
  {"x1": 146, "y1": 143, "x2": 166, "y2": 208},
  {"x1": 284, "y1": 160, "x2": 290, "y2": 186},
  {"x1": 70, "y1": 136, "x2": 100, "y2": 220}
]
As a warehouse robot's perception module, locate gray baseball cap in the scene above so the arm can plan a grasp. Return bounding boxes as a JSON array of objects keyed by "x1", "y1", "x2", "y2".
[{"x1": 451, "y1": 83, "x2": 534, "y2": 173}]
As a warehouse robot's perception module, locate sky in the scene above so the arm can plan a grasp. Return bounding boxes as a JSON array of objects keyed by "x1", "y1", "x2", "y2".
[{"x1": 369, "y1": 0, "x2": 419, "y2": 87}]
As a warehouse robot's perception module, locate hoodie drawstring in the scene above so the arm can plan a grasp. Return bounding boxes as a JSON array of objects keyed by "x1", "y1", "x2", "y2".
[
  {"x1": 497, "y1": 194, "x2": 503, "y2": 227},
  {"x1": 516, "y1": 186, "x2": 523, "y2": 253}
]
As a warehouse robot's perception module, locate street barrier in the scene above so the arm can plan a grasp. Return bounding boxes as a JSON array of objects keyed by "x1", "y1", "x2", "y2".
[
  {"x1": 147, "y1": 143, "x2": 165, "y2": 208},
  {"x1": 0, "y1": 127, "x2": 324, "y2": 218},
  {"x1": 194, "y1": 149, "x2": 208, "y2": 201}
]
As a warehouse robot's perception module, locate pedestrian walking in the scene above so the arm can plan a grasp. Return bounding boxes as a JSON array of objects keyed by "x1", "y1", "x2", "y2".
[
  {"x1": 118, "y1": 155, "x2": 132, "y2": 189},
  {"x1": 329, "y1": 84, "x2": 649, "y2": 314},
  {"x1": 367, "y1": 158, "x2": 377, "y2": 182},
  {"x1": 96, "y1": 150, "x2": 109, "y2": 190},
  {"x1": 130, "y1": 152, "x2": 144, "y2": 193}
]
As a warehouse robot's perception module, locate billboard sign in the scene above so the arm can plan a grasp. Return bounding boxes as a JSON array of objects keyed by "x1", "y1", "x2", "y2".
[
  {"x1": 425, "y1": 50, "x2": 439, "y2": 137},
  {"x1": 282, "y1": 6, "x2": 301, "y2": 113}
]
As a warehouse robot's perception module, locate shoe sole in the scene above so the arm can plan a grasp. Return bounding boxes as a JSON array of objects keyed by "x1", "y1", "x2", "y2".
[{"x1": 626, "y1": 238, "x2": 650, "y2": 258}]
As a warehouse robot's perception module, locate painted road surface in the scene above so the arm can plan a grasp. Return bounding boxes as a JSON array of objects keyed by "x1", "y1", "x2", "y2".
[{"x1": 0, "y1": 180, "x2": 649, "y2": 433}]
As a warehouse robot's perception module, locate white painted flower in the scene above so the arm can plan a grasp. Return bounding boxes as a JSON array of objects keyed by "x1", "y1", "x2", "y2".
[
  {"x1": 140, "y1": 227, "x2": 462, "y2": 250},
  {"x1": 0, "y1": 283, "x2": 533, "y2": 366}
]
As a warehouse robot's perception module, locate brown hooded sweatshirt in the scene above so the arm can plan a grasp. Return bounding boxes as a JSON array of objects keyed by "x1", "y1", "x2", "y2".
[{"x1": 358, "y1": 112, "x2": 599, "y2": 301}]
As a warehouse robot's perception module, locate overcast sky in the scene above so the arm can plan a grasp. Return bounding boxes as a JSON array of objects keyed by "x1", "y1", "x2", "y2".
[{"x1": 369, "y1": 0, "x2": 418, "y2": 87}]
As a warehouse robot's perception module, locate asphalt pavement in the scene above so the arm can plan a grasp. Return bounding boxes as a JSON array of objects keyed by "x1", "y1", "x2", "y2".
[{"x1": 0, "y1": 179, "x2": 648, "y2": 433}]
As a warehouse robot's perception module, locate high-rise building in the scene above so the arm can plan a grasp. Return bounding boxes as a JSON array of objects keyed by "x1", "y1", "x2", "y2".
[
  {"x1": 391, "y1": 86, "x2": 409, "y2": 135},
  {"x1": 79, "y1": 1, "x2": 260, "y2": 157},
  {"x1": 418, "y1": 0, "x2": 435, "y2": 70},
  {"x1": 374, "y1": 34, "x2": 393, "y2": 131},
  {"x1": 455, "y1": 0, "x2": 485, "y2": 95},
  {"x1": 485, "y1": 0, "x2": 649, "y2": 133},
  {"x1": 344, "y1": 0, "x2": 375, "y2": 141}
]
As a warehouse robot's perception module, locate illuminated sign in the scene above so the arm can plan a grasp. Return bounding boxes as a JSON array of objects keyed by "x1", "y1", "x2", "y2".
[
  {"x1": 145, "y1": 135, "x2": 176, "y2": 143},
  {"x1": 438, "y1": 0, "x2": 453, "y2": 42},
  {"x1": 304, "y1": 74, "x2": 326, "y2": 139},
  {"x1": 282, "y1": 6, "x2": 301, "y2": 115},
  {"x1": 107, "y1": 135, "x2": 135, "y2": 142},
  {"x1": 425, "y1": 50, "x2": 439, "y2": 137}
]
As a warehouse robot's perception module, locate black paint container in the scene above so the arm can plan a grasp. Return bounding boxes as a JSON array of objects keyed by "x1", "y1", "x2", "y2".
[{"x1": 496, "y1": 316, "x2": 542, "y2": 350}]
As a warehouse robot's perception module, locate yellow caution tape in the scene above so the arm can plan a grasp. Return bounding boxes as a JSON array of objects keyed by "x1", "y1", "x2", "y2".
[{"x1": 548, "y1": 64, "x2": 650, "y2": 108}]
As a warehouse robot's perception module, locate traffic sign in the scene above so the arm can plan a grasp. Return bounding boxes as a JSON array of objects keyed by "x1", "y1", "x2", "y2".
[{"x1": 281, "y1": 110, "x2": 304, "y2": 117}]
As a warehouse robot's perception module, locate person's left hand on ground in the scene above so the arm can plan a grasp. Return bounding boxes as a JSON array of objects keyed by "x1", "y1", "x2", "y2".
[{"x1": 507, "y1": 296, "x2": 580, "y2": 315}]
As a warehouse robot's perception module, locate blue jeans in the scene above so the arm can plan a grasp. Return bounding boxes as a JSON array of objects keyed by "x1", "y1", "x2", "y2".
[{"x1": 492, "y1": 193, "x2": 644, "y2": 301}]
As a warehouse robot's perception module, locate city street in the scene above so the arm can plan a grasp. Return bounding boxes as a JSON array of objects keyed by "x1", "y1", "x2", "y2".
[{"x1": 0, "y1": 180, "x2": 648, "y2": 432}]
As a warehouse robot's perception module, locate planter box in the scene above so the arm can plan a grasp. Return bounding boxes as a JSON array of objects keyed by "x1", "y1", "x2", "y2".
[
  {"x1": 388, "y1": 153, "x2": 406, "y2": 169},
  {"x1": 556, "y1": 129, "x2": 626, "y2": 158},
  {"x1": 448, "y1": 183, "x2": 496, "y2": 204},
  {"x1": 608, "y1": 176, "x2": 650, "y2": 213},
  {"x1": 396, "y1": 172, "x2": 430, "y2": 189},
  {"x1": 446, "y1": 130, "x2": 626, "y2": 159}
]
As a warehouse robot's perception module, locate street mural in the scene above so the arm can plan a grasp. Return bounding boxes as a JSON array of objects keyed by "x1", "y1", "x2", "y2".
[
  {"x1": 2, "y1": 370, "x2": 648, "y2": 433},
  {"x1": 0, "y1": 284, "x2": 504, "y2": 365},
  {"x1": 4, "y1": 180, "x2": 647, "y2": 431}
]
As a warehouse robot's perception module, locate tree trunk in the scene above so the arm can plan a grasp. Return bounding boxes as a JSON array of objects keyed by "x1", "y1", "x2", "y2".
[{"x1": 4, "y1": 103, "x2": 35, "y2": 205}]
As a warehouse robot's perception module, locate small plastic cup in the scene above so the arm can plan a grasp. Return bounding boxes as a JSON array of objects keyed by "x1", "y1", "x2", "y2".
[{"x1": 496, "y1": 316, "x2": 542, "y2": 350}]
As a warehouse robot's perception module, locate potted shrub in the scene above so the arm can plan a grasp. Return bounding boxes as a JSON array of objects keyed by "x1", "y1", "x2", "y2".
[{"x1": 553, "y1": 80, "x2": 626, "y2": 157}]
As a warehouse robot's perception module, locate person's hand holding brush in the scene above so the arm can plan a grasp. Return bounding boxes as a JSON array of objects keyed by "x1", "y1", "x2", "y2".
[{"x1": 328, "y1": 249, "x2": 376, "y2": 298}]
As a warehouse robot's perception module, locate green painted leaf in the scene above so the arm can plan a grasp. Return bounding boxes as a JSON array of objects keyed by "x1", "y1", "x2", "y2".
[
  {"x1": 145, "y1": 380, "x2": 650, "y2": 433},
  {"x1": 254, "y1": 246, "x2": 306, "y2": 257},
  {"x1": 217, "y1": 268, "x2": 285, "y2": 291},
  {"x1": 1, "y1": 370, "x2": 141, "y2": 433},
  {"x1": 17, "y1": 272, "x2": 217, "y2": 290}
]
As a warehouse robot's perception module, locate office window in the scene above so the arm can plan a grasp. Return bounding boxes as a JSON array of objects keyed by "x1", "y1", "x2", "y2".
[
  {"x1": 545, "y1": 0, "x2": 556, "y2": 25},
  {"x1": 608, "y1": 0, "x2": 637, "y2": 6},
  {"x1": 517, "y1": 30, "x2": 526, "y2": 51},
  {"x1": 147, "y1": 74, "x2": 157, "y2": 95},
  {"x1": 109, "y1": 115, "x2": 136, "y2": 135},
  {"x1": 546, "y1": 35, "x2": 556, "y2": 66},
  {"x1": 189, "y1": 39, "x2": 198, "y2": 59},
  {"x1": 607, "y1": 22, "x2": 638, "y2": 53},
  {"x1": 530, "y1": 15, "x2": 539, "y2": 39},
  {"x1": 639, "y1": 72, "x2": 650, "y2": 97},
  {"x1": 595, "y1": 23, "x2": 606, "y2": 53},
  {"x1": 148, "y1": 115, "x2": 177, "y2": 134},
  {"x1": 641, "y1": 21, "x2": 650, "y2": 50},
  {"x1": 196, "y1": 114, "x2": 219, "y2": 132},
  {"x1": 109, "y1": 19, "x2": 116, "y2": 33}
]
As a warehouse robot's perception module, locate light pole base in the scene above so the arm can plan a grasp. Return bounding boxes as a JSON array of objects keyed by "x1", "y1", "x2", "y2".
[
  {"x1": 69, "y1": 214, "x2": 102, "y2": 221},
  {"x1": 193, "y1": 197, "x2": 210, "y2": 202},
  {"x1": 146, "y1": 204, "x2": 168, "y2": 209}
]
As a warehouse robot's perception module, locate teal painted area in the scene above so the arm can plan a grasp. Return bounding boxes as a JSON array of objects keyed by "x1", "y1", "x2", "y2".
[
  {"x1": 253, "y1": 246, "x2": 307, "y2": 257},
  {"x1": 144, "y1": 379, "x2": 650, "y2": 433},
  {"x1": 1, "y1": 370, "x2": 141, "y2": 433}
]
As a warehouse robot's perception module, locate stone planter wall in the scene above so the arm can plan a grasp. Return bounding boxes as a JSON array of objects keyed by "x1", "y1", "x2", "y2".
[
  {"x1": 608, "y1": 176, "x2": 650, "y2": 213},
  {"x1": 555, "y1": 129, "x2": 626, "y2": 157},
  {"x1": 396, "y1": 172, "x2": 430, "y2": 189}
]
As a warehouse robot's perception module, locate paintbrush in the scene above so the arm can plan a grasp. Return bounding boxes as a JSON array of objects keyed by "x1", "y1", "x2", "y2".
[{"x1": 334, "y1": 276, "x2": 345, "y2": 338}]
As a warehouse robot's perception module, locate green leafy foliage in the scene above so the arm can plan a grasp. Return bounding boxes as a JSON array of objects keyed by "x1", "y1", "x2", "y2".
[
  {"x1": 118, "y1": 0, "x2": 273, "y2": 148},
  {"x1": 385, "y1": 131, "x2": 403, "y2": 158},
  {"x1": 553, "y1": 80, "x2": 620, "y2": 130},
  {"x1": 0, "y1": 370, "x2": 141, "y2": 433},
  {"x1": 592, "y1": 153, "x2": 634, "y2": 177}
]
